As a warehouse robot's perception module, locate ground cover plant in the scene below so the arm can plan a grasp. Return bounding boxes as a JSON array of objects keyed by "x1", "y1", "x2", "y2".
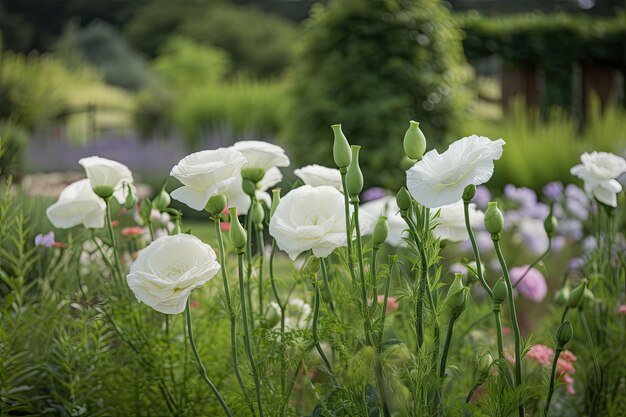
[{"x1": 1, "y1": 122, "x2": 625, "y2": 416}]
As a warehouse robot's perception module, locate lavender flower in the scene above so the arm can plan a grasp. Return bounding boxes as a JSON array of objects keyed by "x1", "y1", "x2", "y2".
[
  {"x1": 542, "y1": 182, "x2": 564, "y2": 202},
  {"x1": 473, "y1": 185, "x2": 491, "y2": 209},
  {"x1": 504, "y1": 185, "x2": 537, "y2": 208},
  {"x1": 361, "y1": 187, "x2": 387, "y2": 202},
  {"x1": 35, "y1": 231, "x2": 55, "y2": 248},
  {"x1": 509, "y1": 265, "x2": 548, "y2": 303}
]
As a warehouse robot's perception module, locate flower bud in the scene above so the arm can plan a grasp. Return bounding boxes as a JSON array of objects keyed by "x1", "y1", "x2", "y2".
[
  {"x1": 582, "y1": 288, "x2": 595, "y2": 309},
  {"x1": 554, "y1": 284, "x2": 570, "y2": 306},
  {"x1": 301, "y1": 256, "x2": 321, "y2": 277},
  {"x1": 250, "y1": 201, "x2": 265, "y2": 229},
  {"x1": 93, "y1": 185, "x2": 114, "y2": 200},
  {"x1": 205, "y1": 194, "x2": 227, "y2": 216},
  {"x1": 484, "y1": 202, "x2": 504, "y2": 236},
  {"x1": 492, "y1": 278, "x2": 508, "y2": 305},
  {"x1": 140, "y1": 198, "x2": 153, "y2": 220},
  {"x1": 332, "y1": 124, "x2": 352, "y2": 170},
  {"x1": 346, "y1": 145, "x2": 363, "y2": 200},
  {"x1": 556, "y1": 320, "x2": 573, "y2": 349},
  {"x1": 171, "y1": 217, "x2": 183, "y2": 235},
  {"x1": 242, "y1": 178, "x2": 257, "y2": 197},
  {"x1": 476, "y1": 351, "x2": 494, "y2": 383},
  {"x1": 462, "y1": 185, "x2": 476, "y2": 203},
  {"x1": 447, "y1": 274, "x2": 469, "y2": 319},
  {"x1": 228, "y1": 207, "x2": 247, "y2": 251},
  {"x1": 270, "y1": 188, "x2": 281, "y2": 218},
  {"x1": 241, "y1": 167, "x2": 266, "y2": 183},
  {"x1": 544, "y1": 207, "x2": 557, "y2": 238},
  {"x1": 372, "y1": 216, "x2": 389, "y2": 249},
  {"x1": 400, "y1": 155, "x2": 417, "y2": 171},
  {"x1": 403, "y1": 120, "x2": 426, "y2": 161},
  {"x1": 152, "y1": 187, "x2": 170, "y2": 211},
  {"x1": 396, "y1": 187, "x2": 412, "y2": 212},
  {"x1": 567, "y1": 279, "x2": 587, "y2": 309},
  {"x1": 124, "y1": 183, "x2": 137, "y2": 210}
]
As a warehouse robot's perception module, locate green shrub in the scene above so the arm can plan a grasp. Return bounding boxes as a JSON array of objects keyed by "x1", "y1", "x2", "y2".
[
  {"x1": 0, "y1": 122, "x2": 28, "y2": 178},
  {"x1": 286, "y1": 0, "x2": 472, "y2": 189}
]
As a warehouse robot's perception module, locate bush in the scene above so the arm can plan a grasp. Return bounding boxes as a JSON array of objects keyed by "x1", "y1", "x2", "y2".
[
  {"x1": 286, "y1": 0, "x2": 471, "y2": 189},
  {"x1": 0, "y1": 122, "x2": 28, "y2": 178}
]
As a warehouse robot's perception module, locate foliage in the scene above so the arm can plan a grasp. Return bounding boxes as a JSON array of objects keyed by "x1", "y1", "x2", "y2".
[
  {"x1": 0, "y1": 122, "x2": 28, "y2": 178},
  {"x1": 286, "y1": 0, "x2": 472, "y2": 190}
]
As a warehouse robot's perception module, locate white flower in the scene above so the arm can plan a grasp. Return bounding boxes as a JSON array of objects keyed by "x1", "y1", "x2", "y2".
[
  {"x1": 126, "y1": 234, "x2": 221, "y2": 314},
  {"x1": 233, "y1": 140, "x2": 290, "y2": 171},
  {"x1": 570, "y1": 152, "x2": 626, "y2": 207},
  {"x1": 360, "y1": 196, "x2": 408, "y2": 247},
  {"x1": 406, "y1": 135, "x2": 505, "y2": 208},
  {"x1": 432, "y1": 200, "x2": 484, "y2": 243},
  {"x1": 269, "y1": 185, "x2": 350, "y2": 260},
  {"x1": 224, "y1": 167, "x2": 282, "y2": 214},
  {"x1": 170, "y1": 148, "x2": 247, "y2": 211},
  {"x1": 79, "y1": 156, "x2": 134, "y2": 203},
  {"x1": 294, "y1": 164, "x2": 342, "y2": 191},
  {"x1": 270, "y1": 298, "x2": 312, "y2": 330},
  {"x1": 46, "y1": 179, "x2": 106, "y2": 229}
]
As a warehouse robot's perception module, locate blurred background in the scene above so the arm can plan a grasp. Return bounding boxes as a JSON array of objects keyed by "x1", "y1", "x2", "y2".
[{"x1": 1, "y1": 0, "x2": 624, "y2": 194}]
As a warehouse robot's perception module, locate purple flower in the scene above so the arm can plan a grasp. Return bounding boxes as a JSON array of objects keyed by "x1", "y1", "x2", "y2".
[
  {"x1": 449, "y1": 263, "x2": 468, "y2": 276},
  {"x1": 473, "y1": 185, "x2": 491, "y2": 209},
  {"x1": 565, "y1": 185, "x2": 589, "y2": 220},
  {"x1": 35, "y1": 231, "x2": 55, "y2": 248},
  {"x1": 582, "y1": 236, "x2": 597, "y2": 253},
  {"x1": 361, "y1": 187, "x2": 387, "y2": 202},
  {"x1": 568, "y1": 257, "x2": 585, "y2": 270},
  {"x1": 516, "y1": 218, "x2": 549, "y2": 255},
  {"x1": 504, "y1": 185, "x2": 537, "y2": 208},
  {"x1": 559, "y1": 219, "x2": 583, "y2": 240},
  {"x1": 509, "y1": 265, "x2": 547, "y2": 303},
  {"x1": 542, "y1": 182, "x2": 564, "y2": 202}
]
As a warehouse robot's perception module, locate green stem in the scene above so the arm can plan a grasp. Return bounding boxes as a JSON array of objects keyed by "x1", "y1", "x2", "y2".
[
  {"x1": 352, "y1": 201, "x2": 373, "y2": 346},
  {"x1": 312, "y1": 281, "x2": 336, "y2": 379},
  {"x1": 320, "y1": 257, "x2": 336, "y2": 314},
  {"x1": 370, "y1": 247, "x2": 379, "y2": 308},
  {"x1": 105, "y1": 199, "x2": 124, "y2": 285},
  {"x1": 494, "y1": 306, "x2": 514, "y2": 389},
  {"x1": 214, "y1": 218, "x2": 255, "y2": 416},
  {"x1": 560, "y1": 307, "x2": 570, "y2": 324},
  {"x1": 340, "y1": 171, "x2": 357, "y2": 283},
  {"x1": 245, "y1": 209, "x2": 255, "y2": 331},
  {"x1": 185, "y1": 299, "x2": 232, "y2": 417},
  {"x1": 238, "y1": 253, "x2": 264, "y2": 417},
  {"x1": 439, "y1": 317, "x2": 457, "y2": 378},
  {"x1": 543, "y1": 348, "x2": 563, "y2": 416},
  {"x1": 380, "y1": 259, "x2": 396, "y2": 338},
  {"x1": 463, "y1": 201, "x2": 492, "y2": 298},
  {"x1": 493, "y1": 238, "x2": 524, "y2": 417},
  {"x1": 513, "y1": 239, "x2": 552, "y2": 289},
  {"x1": 257, "y1": 227, "x2": 265, "y2": 320},
  {"x1": 579, "y1": 310, "x2": 601, "y2": 382},
  {"x1": 465, "y1": 383, "x2": 481, "y2": 403},
  {"x1": 269, "y1": 240, "x2": 287, "y2": 394},
  {"x1": 280, "y1": 360, "x2": 303, "y2": 417}
]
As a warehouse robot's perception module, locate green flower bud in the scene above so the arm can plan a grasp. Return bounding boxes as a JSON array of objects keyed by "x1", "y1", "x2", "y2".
[
  {"x1": 270, "y1": 188, "x2": 281, "y2": 218},
  {"x1": 171, "y1": 217, "x2": 183, "y2": 235},
  {"x1": 93, "y1": 185, "x2": 114, "y2": 200},
  {"x1": 484, "y1": 202, "x2": 504, "y2": 236},
  {"x1": 403, "y1": 120, "x2": 427, "y2": 161},
  {"x1": 205, "y1": 194, "x2": 227, "y2": 216},
  {"x1": 124, "y1": 183, "x2": 137, "y2": 210},
  {"x1": 250, "y1": 201, "x2": 265, "y2": 229},
  {"x1": 396, "y1": 187, "x2": 412, "y2": 212},
  {"x1": 228, "y1": 207, "x2": 247, "y2": 251},
  {"x1": 476, "y1": 351, "x2": 494, "y2": 383},
  {"x1": 462, "y1": 185, "x2": 476, "y2": 203},
  {"x1": 301, "y1": 256, "x2": 321, "y2": 277},
  {"x1": 242, "y1": 178, "x2": 257, "y2": 197},
  {"x1": 447, "y1": 274, "x2": 469, "y2": 318},
  {"x1": 153, "y1": 187, "x2": 171, "y2": 211},
  {"x1": 140, "y1": 198, "x2": 153, "y2": 220},
  {"x1": 554, "y1": 284, "x2": 570, "y2": 306},
  {"x1": 544, "y1": 206, "x2": 558, "y2": 238},
  {"x1": 567, "y1": 279, "x2": 587, "y2": 309},
  {"x1": 332, "y1": 124, "x2": 352, "y2": 170},
  {"x1": 581, "y1": 288, "x2": 595, "y2": 309},
  {"x1": 372, "y1": 216, "x2": 389, "y2": 249},
  {"x1": 241, "y1": 167, "x2": 265, "y2": 183},
  {"x1": 556, "y1": 320, "x2": 573, "y2": 349},
  {"x1": 492, "y1": 278, "x2": 508, "y2": 305},
  {"x1": 346, "y1": 145, "x2": 363, "y2": 200}
]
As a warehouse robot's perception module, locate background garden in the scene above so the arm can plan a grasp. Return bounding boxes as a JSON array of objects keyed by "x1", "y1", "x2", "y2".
[{"x1": 1, "y1": 0, "x2": 625, "y2": 416}]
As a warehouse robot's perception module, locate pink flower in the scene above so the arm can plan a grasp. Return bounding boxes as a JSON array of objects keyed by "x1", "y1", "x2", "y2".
[
  {"x1": 121, "y1": 226, "x2": 144, "y2": 238},
  {"x1": 617, "y1": 305, "x2": 626, "y2": 315},
  {"x1": 378, "y1": 295, "x2": 399, "y2": 315},
  {"x1": 560, "y1": 350, "x2": 577, "y2": 363},
  {"x1": 527, "y1": 344, "x2": 577, "y2": 396},
  {"x1": 526, "y1": 344, "x2": 554, "y2": 366},
  {"x1": 509, "y1": 265, "x2": 547, "y2": 302}
]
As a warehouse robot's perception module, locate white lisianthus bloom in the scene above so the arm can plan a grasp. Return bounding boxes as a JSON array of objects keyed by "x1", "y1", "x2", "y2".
[
  {"x1": 233, "y1": 140, "x2": 290, "y2": 171},
  {"x1": 46, "y1": 179, "x2": 106, "y2": 229},
  {"x1": 127, "y1": 234, "x2": 220, "y2": 314},
  {"x1": 406, "y1": 135, "x2": 505, "y2": 208},
  {"x1": 432, "y1": 200, "x2": 484, "y2": 243},
  {"x1": 360, "y1": 196, "x2": 408, "y2": 247},
  {"x1": 570, "y1": 152, "x2": 626, "y2": 207},
  {"x1": 225, "y1": 167, "x2": 282, "y2": 214},
  {"x1": 170, "y1": 148, "x2": 247, "y2": 211},
  {"x1": 270, "y1": 185, "x2": 358, "y2": 260},
  {"x1": 79, "y1": 156, "x2": 134, "y2": 202},
  {"x1": 294, "y1": 164, "x2": 343, "y2": 191}
]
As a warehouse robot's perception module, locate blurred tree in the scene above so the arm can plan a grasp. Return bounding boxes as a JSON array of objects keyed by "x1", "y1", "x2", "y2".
[{"x1": 286, "y1": 0, "x2": 471, "y2": 189}]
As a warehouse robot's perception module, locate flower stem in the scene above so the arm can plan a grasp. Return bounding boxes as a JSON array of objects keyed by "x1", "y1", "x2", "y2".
[
  {"x1": 465, "y1": 383, "x2": 481, "y2": 403},
  {"x1": 238, "y1": 253, "x2": 264, "y2": 417},
  {"x1": 185, "y1": 299, "x2": 232, "y2": 417},
  {"x1": 340, "y1": 171, "x2": 357, "y2": 283},
  {"x1": 257, "y1": 228, "x2": 265, "y2": 320},
  {"x1": 579, "y1": 310, "x2": 601, "y2": 383},
  {"x1": 312, "y1": 280, "x2": 335, "y2": 379},
  {"x1": 493, "y1": 238, "x2": 525, "y2": 417},
  {"x1": 245, "y1": 208, "x2": 255, "y2": 331},
  {"x1": 105, "y1": 199, "x2": 124, "y2": 285},
  {"x1": 493, "y1": 305, "x2": 514, "y2": 389},
  {"x1": 352, "y1": 201, "x2": 373, "y2": 346},
  {"x1": 370, "y1": 247, "x2": 379, "y2": 308},
  {"x1": 463, "y1": 201, "x2": 492, "y2": 298},
  {"x1": 543, "y1": 348, "x2": 563, "y2": 416},
  {"x1": 439, "y1": 316, "x2": 457, "y2": 378},
  {"x1": 269, "y1": 240, "x2": 287, "y2": 394},
  {"x1": 214, "y1": 217, "x2": 255, "y2": 416}
]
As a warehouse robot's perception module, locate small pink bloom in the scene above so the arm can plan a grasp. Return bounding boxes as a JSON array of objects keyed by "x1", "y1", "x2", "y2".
[
  {"x1": 190, "y1": 300, "x2": 201, "y2": 309},
  {"x1": 617, "y1": 305, "x2": 626, "y2": 315},
  {"x1": 378, "y1": 295, "x2": 399, "y2": 315},
  {"x1": 560, "y1": 350, "x2": 577, "y2": 363},
  {"x1": 52, "y1": 242, "x2": 68, "y2": 249},
  {"x1": 526, "y1": 344, "x2": 554, "y2": 366},
  {"x1": 502, "y1": 326, "x2": 511, "y2": 336},
  {"x1": 122, "y1": 226, "x2": 144, "y2": 238},
  {"x1": 111, "y1": 220, "x2": 120, "y2": 227},
  {"x1": 557, "y1": 358, "x2": 575, "y2": 375},
  {"x1": 509, "y1": 265, "x2": 548, "y2": 303}
]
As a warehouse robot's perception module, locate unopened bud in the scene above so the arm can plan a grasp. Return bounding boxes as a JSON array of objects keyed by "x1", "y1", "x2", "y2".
[
  {"x1": 372, "y1": 216, "x2": 389, "y2": 249},
  {"x1": 241, "y1": 167, "x2": 265, "y2": 183},
  {"x1": 403, "y1": 120, "x2": 426, "y2": 161},
  {"x1": 556, "y1": 320, "x2": 573, "y2": 348},
  {"x1": 492, "y1": 278, "x2": 508, "y2": 305},
  {"x1": 396, "y1": 187, "x2": 412, "y2": 212},
  {"x1": 346, "y1": 145, "x2": 363, "y2": 201},
  {"x1": 270, "y1": 188, "x2": 281, "y2": 218},
  {"x1": 554, "y1": 284, "x2": 570, "y2": 305},
  {"x1": 124, "y1": 183, "x2": 137, "y2": 210},
  {"x1": 484, "y1": 202, "x2": 504, "y2": 236},
  {"x1": 462, "y1": 185, "x2": 476, "y2": 203},
  {"x1": 140, "y1": 198, "x2": 153, "y2": 220},
  {"x1": 242, "y1": 178, "x2": 257, "y2": 197},
  {"x1": 568, "y1": 279, "x2": 587, "y2": 309},
  {"x1": 228, "y1": 207, "x2": 247, "y2": 251},
  {"x1": 332, "y1": 124, "x2": 352, "y2": 170},
  {"x1": 250, "y1": 201, "x2": 265, "y2": 229},
  {"x1": 153, "y1": 187, "x2": 170, "y2": 211},
  {"x1": 476, "y1": 351, "x2": 494, "y2": 383},
  {"x1": 544, "y1": 207, "x2": 557, "y2": 238},
  {"x1": 205, "y1": 194, "x2": 227, "y2": 216}
]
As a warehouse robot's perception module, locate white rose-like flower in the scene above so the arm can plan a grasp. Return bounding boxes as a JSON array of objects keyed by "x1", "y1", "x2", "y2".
[
  {"x1": 407, "y1": 135, "x2": 505, "y2": 208},
  {"x1": 269, "y1": 185, "x2": 351, "y2": 260},
  {"x1": 224, "y1": 167, "x2": 282, "y2": 214},
  {"x1": 46, "y1": 179, "x2": 106, "y2": 229},
  {"x1": 360, "y1": 196, "x2": 408, "y2": 247},
  {"x1": 170, "y1": 148, "x2": 247, "y2": 211},
  {"x1": 233, "y1": 140, "x2": 290, "y2": 171},
  {"x1": 432, "y1": 200, "x2": 484, "y2": 243},
  {"x1": 127, "y1": 234, "x2": 220, "y2": 314},
  {"x1": 294, "y1": 164, "x2": 342, "y2": 191},
  {"x1": 570, "y1": 151, "x2": 626, "y2": 207},
  {"x1": 79, "y1": 156, "x2": 134, "y2": 202}
]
